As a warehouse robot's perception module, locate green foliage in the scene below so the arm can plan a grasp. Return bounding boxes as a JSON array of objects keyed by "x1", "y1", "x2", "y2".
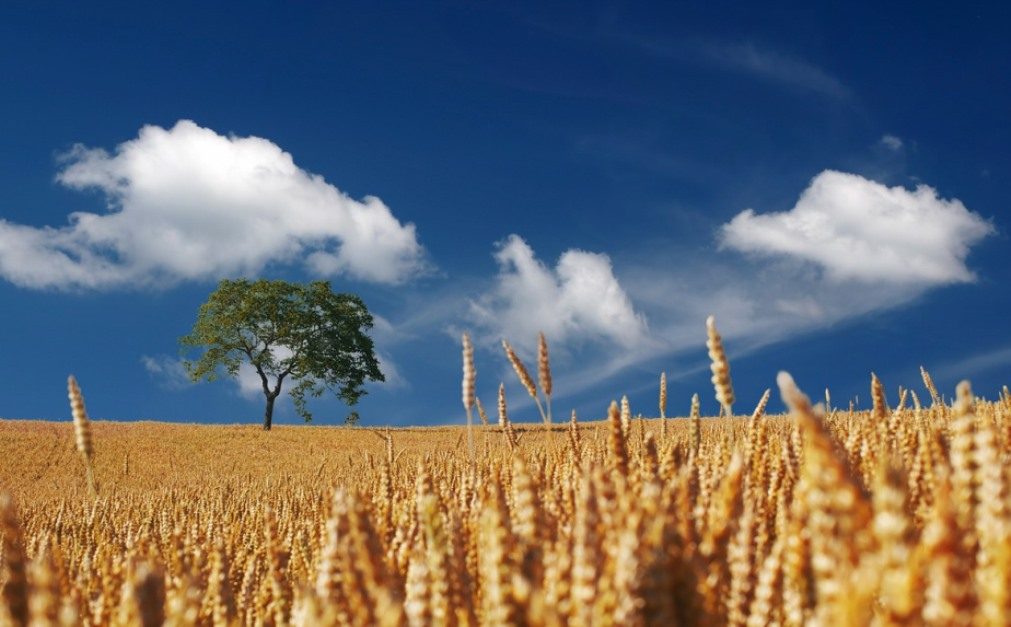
[{"x1": 181, "y1": 278, "x2": 384, "y2": 426}]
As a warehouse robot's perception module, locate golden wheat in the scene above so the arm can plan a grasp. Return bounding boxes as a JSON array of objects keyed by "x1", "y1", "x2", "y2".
[
  {"x1": 0, "y1": 326, "x2": 1008, "y2": 625},
  {"x1": 537, "y1": 332, "x2": 553, "y2": 425},
  {"x1": 706, "y1": 315, "x2": 735, "y2": 416},
  {"x1": 461, "y1": 332, "x2": 476, "y2": 463},
  {"x1": 67, "y1": 375, "x2": 97, "y2": 498}
]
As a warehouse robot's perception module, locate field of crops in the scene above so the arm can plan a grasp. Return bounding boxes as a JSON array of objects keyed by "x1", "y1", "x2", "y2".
[{"x1": 1, "y1": 327, "x2": 1010, "y2": 625}]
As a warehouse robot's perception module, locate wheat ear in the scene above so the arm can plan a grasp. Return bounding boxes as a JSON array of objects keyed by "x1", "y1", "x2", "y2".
[
  {"x1": 871, "y1": 372, "x2": 889, "y2": 422},
  {"x1": 690, "y1": 393, "x2": 701, "y2": 455},
  {"x1": 497, "y1": 383, "x2": 517, "y2": 452},
  {"x1": 620, "y1": 395, "x2": 631, "y2": 442},
  {"x1": 568, "y1": 409, "x2": 581, "y2": 459},
  {"x1": 706, "y1": 315, "x2": 735, "y2": 417},
  {"x1": 920, "y1": 366, "x2": 942, "y2": 407},
  {"x1": 461, "y1": 333, "x2": 476, "y2": 464},
  {"x1": 607, "y1": 400, "x2": 629, "y2": 476},
  {"x1": 68, "y1": 375, "x2": 97, "y2": 497},
  {"x1": 502, "y1": 340, "x2": 548, "y2": 425},
  {"x1": 659, "y1": 371, "x2": 668, "y2": 419},
  {"x1": 659, "y1": 371, "x2": 668, "y2": 441},
  {"x1": 537, "y1": 332, "x2": 553, "y2": 425}
]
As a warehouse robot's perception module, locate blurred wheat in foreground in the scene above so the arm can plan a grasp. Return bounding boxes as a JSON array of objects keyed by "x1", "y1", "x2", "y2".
[{"x1": 2, "y1": 360, "x2": 1011, "y2": 624}]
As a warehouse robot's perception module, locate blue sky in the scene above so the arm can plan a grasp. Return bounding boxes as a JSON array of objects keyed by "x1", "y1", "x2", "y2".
[{"x1": 0, "y1": 1, "x2": 1008, "y2": 426}]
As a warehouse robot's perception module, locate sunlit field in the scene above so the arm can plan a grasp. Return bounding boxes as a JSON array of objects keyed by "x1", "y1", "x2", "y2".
[{"x1": 1, "y1": 342, "x2": 1009, "y2": 625}]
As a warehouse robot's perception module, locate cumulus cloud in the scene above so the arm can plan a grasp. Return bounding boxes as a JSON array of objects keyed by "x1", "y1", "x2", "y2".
[
  {"x1": 0, "y1": 120, "x2": 427, "y2": 289},
  {"x1": 720, "y1": 170, "x2": 993, "y2": 285},
  {"x1": 469, "y1": 235, "x2": 647, "y2": 351},
  {"x1": 525, "y1": 170, "x2": 993, "y2": 407}
]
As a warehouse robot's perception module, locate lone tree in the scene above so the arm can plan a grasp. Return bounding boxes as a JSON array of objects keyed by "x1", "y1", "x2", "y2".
[{"x1": 181, "y1": 278, "x2": 384, "y2": 430}]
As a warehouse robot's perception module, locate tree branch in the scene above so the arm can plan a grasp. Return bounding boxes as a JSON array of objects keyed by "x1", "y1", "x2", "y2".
[
  {"x1": 272, "y1": 370, "x2": 290, "y2": 398},
  {"x1": 254, "y1": 363, "x2": 274, "y2": 399}
]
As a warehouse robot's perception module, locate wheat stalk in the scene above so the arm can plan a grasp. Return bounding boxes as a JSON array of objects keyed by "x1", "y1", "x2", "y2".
[
  {"x1": 502, "y1": 339, "x2": 548, "y2": 425},
  {"x1": 475, "y1": 397, "x2": 489, "y2": 427}
]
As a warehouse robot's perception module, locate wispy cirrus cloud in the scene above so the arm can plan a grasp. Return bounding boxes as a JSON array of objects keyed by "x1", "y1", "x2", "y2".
[
  {"x1": 696, "y1": 41, "x2": 851, "y2": 99},
  {"x1": 934, "y1": 345, "x2": 1011, "y2": 384},
  {"x1": 624, "y1": 35, "x2": 850, "y2": 100}
]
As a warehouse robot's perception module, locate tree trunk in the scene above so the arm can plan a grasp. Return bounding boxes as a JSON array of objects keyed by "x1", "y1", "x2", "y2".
[{"x1": 263, "y1": 395, "x2": 276, "y2": 431}]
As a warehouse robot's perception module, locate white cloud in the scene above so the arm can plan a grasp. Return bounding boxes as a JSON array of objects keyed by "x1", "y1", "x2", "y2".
[
  {"x1": 376, "y1": 352, "x2": 409, "y2": 390},
  {"x1": 359, "y1": 172, "x2": 994, "y2": 421},
  {"x1": 141, "y1": 355, "x2": 193, "y2": 389},
  {"x1": 0, "y1": 120, "x2": 427, "y2": 290},
  {"x1": 511, "y1": 171, "x2": 993, "y2": 408},
  {"x1": 469, "y1": 235, "x2": 647, "y2": 352},
  {"x1": 880, "y1": 134, "x2": 904, "y2": 151},
  {"x1": 236, "y1": 362, "x2": 267, "y2": 401},
  {"x1": 720, "y1": 170, "x2": 993, "y2": 285}
]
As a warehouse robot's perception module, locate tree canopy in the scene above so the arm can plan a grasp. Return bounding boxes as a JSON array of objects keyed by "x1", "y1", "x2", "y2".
[{"x1": 181, "y1": 278, "x2": 384, "y2": 429}]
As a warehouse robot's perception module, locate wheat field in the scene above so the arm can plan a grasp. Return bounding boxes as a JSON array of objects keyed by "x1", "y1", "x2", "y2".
[{"x1": 2, "y1": 334, "x2": 1011, "y2": 625}]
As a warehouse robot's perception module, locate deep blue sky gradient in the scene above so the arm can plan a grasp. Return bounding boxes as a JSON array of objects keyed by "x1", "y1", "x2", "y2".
[{"x1": 0, "y1": 1, "x2": 1008, "y2": 425}]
